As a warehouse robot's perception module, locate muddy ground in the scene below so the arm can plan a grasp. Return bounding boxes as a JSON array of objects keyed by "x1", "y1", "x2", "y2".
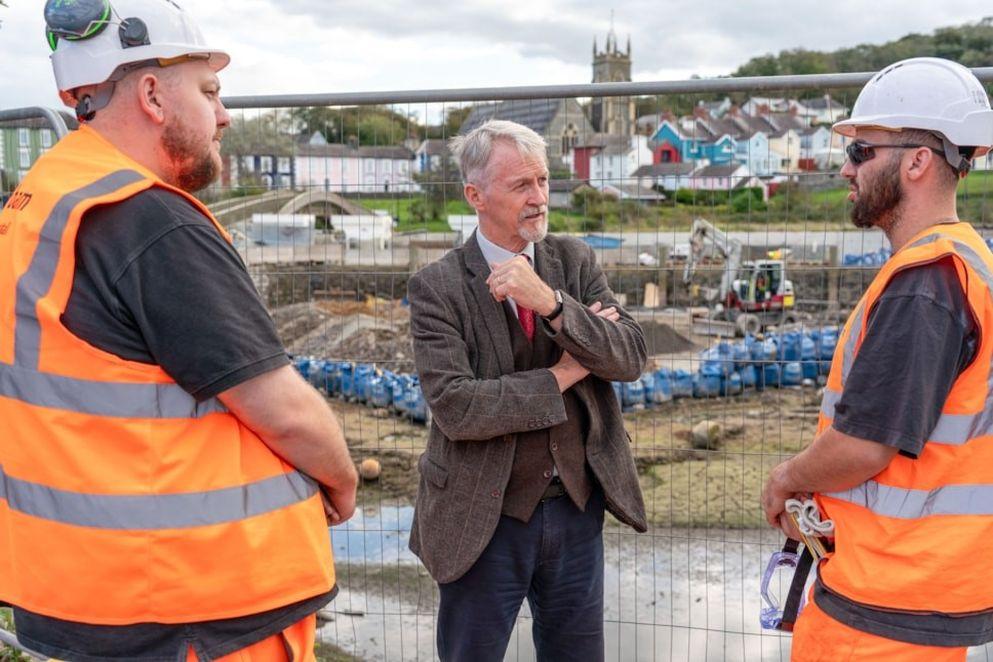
[
  {"x1": 332, "y1": 384, "x2": 819, "y2": 530},
  {"x1": 274, "y1": 299, "x2": 822, "y2": 529}
]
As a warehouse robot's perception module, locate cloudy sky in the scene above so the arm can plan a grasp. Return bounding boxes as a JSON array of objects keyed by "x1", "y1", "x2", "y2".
[{"x1": 1, "y1": 0, "x2": 990, "y2": 112}]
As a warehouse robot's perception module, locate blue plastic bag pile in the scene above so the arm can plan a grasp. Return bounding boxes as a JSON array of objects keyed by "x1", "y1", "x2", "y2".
[
  {"x1": 293, "y1": 358, "x2": 429, "y2": 424},
  {"x1": 845, "y1": 239, "x2": 993, "y2": 266},
  {"x1": 612, "y1": 326, "x2": 840, "y2": 413},
  {"x1": 294, "y1": 325, "x2": 841, "y2": 420},
  {"x1": 842, "y1": 248, "x2": 891, "y2": 266}
]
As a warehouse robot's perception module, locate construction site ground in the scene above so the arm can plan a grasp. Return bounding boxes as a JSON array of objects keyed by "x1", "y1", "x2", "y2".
[{"x1": 274, "y1": 300, "x2": 818, "y2": 529}]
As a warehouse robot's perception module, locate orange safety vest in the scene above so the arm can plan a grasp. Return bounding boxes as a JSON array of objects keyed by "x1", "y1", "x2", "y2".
[
  {"x1": 0, "y1": 125, "x2": 334, "y2": 625},
  {"x1": 816, "y1": 221, "x2": 993, "y2": 618}
]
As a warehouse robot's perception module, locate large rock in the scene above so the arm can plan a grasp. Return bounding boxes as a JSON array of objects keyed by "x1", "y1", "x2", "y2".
[{"x1": 691, "y1": 420, "x2": 722, "y2": 450}]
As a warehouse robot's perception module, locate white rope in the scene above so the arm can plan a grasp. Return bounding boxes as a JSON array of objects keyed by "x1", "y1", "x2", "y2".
[{"x1": 785, "y1": 498, "x2": 835, "y2": 537}]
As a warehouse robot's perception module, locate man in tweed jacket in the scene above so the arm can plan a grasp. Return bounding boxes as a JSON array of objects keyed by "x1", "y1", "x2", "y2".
[{"x1": 408, "y1": 119, "x2": 647, "y2": 662}]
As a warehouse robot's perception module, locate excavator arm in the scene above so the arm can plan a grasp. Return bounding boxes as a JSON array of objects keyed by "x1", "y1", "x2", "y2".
[{"x1": 683, "y1": 218, "x2": 742, "y2": 303}]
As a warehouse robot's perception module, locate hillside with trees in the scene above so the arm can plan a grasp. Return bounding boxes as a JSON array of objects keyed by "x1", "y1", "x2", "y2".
[{"x1": 732, "y1": 17, "x2": 993, "y2": 79}]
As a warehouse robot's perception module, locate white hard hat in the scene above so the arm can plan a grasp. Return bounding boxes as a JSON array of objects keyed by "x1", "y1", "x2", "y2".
[
  {"x1": 833, "y1": 57, "x2": 993, "y2": 163},
  {"x1": 47, "y1": 0, "x2": 229, "y2": 100}
]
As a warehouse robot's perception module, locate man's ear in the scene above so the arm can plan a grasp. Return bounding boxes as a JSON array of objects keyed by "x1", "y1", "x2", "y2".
[
  {"x1": 59, "y1": 90, "x2": 79, "y2": 107},
  {"x1": 905, "y1": 146, "x2": 935, "y2": 183},
  {"x1": 136, "y1": 72, "x2": 168, "y2": 125},
  {"x1": 464, "y1": 182, "x2": 485, "y2": 212}
]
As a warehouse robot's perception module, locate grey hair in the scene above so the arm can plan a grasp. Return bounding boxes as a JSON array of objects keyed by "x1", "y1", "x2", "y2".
[{"x1": 449, "y1": 119, "x2": 547, "y2": 186}]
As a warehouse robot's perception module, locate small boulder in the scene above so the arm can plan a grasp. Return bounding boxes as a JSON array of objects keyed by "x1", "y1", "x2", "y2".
[
  {"x1": 691, "y1": 420, "x2": 722, "y2": 450},
  {"x1": 359, "y1": 458, "x2": 382, "y2": 481}
]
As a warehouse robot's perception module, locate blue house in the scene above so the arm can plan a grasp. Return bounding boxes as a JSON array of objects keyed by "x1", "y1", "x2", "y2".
[
  {"x1": 651, "y1": 108, "x2": 801, "y2": 176},
  {"x1": 651, "y1": 119, "x2": 735, "y2": 165}
]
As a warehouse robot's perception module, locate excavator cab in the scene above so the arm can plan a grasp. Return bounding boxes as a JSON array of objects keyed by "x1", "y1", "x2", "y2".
[
  {"x1": 727, "y1": 261, "x2": 796, "y2": 334},
  {"x1": 737, "y1": 261, "x2": 788, "y2": 305},
  {"x1": 685, "y1": 218, "x2": 798, "y2": 336},
  {"x1": 733, "y1": 261, "x2": 794, "y2": 308}
]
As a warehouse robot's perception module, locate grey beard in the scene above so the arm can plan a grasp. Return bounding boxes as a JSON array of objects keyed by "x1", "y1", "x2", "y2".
[{"x1": 518, "y1": 218, "x2": 548, "y2": 243}]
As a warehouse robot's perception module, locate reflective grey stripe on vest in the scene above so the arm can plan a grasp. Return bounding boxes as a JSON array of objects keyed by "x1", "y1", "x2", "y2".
[
  {"x1": 4, "y1": 168, "x2": 228, "y2": 419},
  {"x1": 0, "y1": 465, "x2": 319, "y2": 530},
  {"x1": 0, "y1": 361, "x2": 226, "y2": 419},
  {"x1": 839, "y1": 302, "x2": 864, "y2": 385},
  {"x1": 821, "y1": 231, "x2": 993, "y2": 446},
  {"x1": 821, "y1": 388, "x2": 993, "y2": 445},
  {"x1": 14, "y1": 170, "x2": 145, "y2": 369},
  {"x1": 826, "y1": 480, "x2": 993, "y2": 519},
  {"x1": 820, "y1": 388, "x2": 841, "y2": 419}
]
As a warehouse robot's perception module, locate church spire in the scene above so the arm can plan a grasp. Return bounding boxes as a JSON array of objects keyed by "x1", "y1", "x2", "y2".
[{"x1": 607, "y1": 9, "x2": 616, "y2": 52}]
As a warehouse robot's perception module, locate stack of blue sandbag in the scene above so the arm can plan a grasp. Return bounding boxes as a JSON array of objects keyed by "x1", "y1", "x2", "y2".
[
  {"x1": 843, "y1": 247, "x2": 892, "y2": 266},
  {"x1": 293, "y1": 358, "x2": 429, "y2": 424},
  {"x1": 293, "y1": 326, "x2": 841, "y2": 420},
  {"x1": 612, "y1": 326, "x2": 840, "y2": 413}
]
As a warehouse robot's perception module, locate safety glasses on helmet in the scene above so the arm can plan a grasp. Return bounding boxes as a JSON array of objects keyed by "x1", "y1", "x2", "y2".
[{"x1": 845, "y1": 140, "x2": 942, "y2": 166}]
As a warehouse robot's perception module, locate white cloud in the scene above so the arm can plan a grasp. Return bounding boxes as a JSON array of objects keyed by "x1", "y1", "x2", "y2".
[{"x1": 1, "y1": 0, "x2": 990, "y2": 113}]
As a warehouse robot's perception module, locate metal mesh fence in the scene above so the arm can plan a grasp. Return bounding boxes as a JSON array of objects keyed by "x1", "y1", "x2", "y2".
[{"x1": 4, "y1": 70, "x2": 993, "y2": 660}]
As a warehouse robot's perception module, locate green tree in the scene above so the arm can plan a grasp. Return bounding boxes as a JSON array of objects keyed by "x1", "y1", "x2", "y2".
[
  {"x1": 425, "y1": 106, "x2": 474, "y2": 139},
  {"x1": 732, "y1": 17, "x2": 993, "y2": 98},
  {"x1": 221, "y1": 113, "x2": 295, "y2": 161},
  {"x1": 290, "y1": 106, "x2": 421, "y2": 146}
]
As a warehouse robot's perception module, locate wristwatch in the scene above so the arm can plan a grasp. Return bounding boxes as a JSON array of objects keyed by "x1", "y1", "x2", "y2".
[{"x1": 543, "y1": 289, "x2": 564, "y2": 321}]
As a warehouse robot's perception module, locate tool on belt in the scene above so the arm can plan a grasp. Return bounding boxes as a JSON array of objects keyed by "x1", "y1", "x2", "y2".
[{"x1": 760, "y1": 498, "x2": 835, "y2": 631}]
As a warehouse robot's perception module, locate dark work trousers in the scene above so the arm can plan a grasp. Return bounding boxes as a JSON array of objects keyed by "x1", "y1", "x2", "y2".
[{"x1": 436, "y1": 489, "x2": 605, "y2": 662}]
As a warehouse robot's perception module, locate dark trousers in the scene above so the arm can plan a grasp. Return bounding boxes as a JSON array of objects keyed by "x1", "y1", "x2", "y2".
[{"x1": 437, "y1": 489, "x2": 605, "y2": 662}]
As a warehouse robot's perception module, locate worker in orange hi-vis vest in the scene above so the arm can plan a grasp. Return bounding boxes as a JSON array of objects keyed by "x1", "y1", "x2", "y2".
[
  {"x1": 761, "y1": 57, "x2": 993, "y2": 661},
  {"x1": 0, "y1": 1, "x2": 357, "y2": 660}
]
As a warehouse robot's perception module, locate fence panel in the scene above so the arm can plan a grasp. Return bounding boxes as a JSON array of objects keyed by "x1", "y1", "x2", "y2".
[{"x1": 4, "y1": 69, "x2": 993, "y2": 660}]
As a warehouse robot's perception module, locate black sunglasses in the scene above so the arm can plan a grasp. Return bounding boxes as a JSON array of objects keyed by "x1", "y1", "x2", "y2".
[{"x1": 845, "y1": 140, "x2": 942, "y2": 165}]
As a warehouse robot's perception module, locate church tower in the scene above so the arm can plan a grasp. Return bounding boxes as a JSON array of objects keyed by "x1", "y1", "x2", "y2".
[{"x1": 591, "y1": 16, "x2": 634, "y2": 136}]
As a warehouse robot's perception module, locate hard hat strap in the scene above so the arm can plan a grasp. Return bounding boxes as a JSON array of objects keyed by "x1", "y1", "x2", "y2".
[
  {"x1": 71, "y1": 54, "x2": 204, "y2": 123},
  {"x1": 941, "y1": 137, "x2": 974, "y2": 177},
  {"x1": 74, "y1": 82, "x2": 116, "y2": 123}
]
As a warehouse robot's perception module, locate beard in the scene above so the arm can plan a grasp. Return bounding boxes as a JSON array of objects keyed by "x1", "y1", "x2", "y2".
[
  {"x1": 162, "y1": 118, "x2": 221, "y2": 193},
  {"x1": 850, "y1": 153, "x2": 903, "y2": 232},
  {"x1": 517, "y1": 205, "x2": 548, "y2": 243}
]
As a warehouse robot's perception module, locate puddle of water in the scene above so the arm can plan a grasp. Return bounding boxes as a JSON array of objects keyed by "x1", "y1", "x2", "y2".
[
  {"x1": 331, "y1": 505, "x2": 418, "y2": 564},
  {"x1": 321, "y1": 507, "x2": 993, "y2": 661}
]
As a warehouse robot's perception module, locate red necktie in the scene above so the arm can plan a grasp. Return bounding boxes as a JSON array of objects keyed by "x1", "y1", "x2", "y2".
[
  {"x1": 515, "y1": 254, "x2": 535, "y2": 341},
  {"x1": 517, "y1": 305, "x2": 535, "y2": 342}
]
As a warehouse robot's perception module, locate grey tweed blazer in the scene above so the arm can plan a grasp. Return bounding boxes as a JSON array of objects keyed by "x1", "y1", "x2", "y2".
[{"x1": 407, "y1": 231, "x2": 648, "y2": 584}]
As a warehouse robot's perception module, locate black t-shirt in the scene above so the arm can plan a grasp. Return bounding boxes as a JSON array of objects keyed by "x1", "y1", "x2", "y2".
[
  {"x1": 62, "y1": 187, "x2": 288, "y2": 400},
  {"x1": 14, "y1": 188, "x2": 333, "y2": 660},
  {"x1": 833, "y1": 256, "x2": 978, "y2": 458}
]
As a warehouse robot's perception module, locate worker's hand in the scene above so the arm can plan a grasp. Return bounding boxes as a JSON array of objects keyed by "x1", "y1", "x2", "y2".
[
  {"x1": 487, "y1": 256, "x2": 556, "y2": 315},
  {"x1": 761, "y1": 461, "x2": 795, "y2": 531},
  {"x1": 589, "y1": 301, "x2": 620, "y2": 323},
  {"x1": 320, "y1": 483, "x2": 356, "y2": 526},
  {"x1": 778, "y1": 511, "x2": 804, "y2": 542}
]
